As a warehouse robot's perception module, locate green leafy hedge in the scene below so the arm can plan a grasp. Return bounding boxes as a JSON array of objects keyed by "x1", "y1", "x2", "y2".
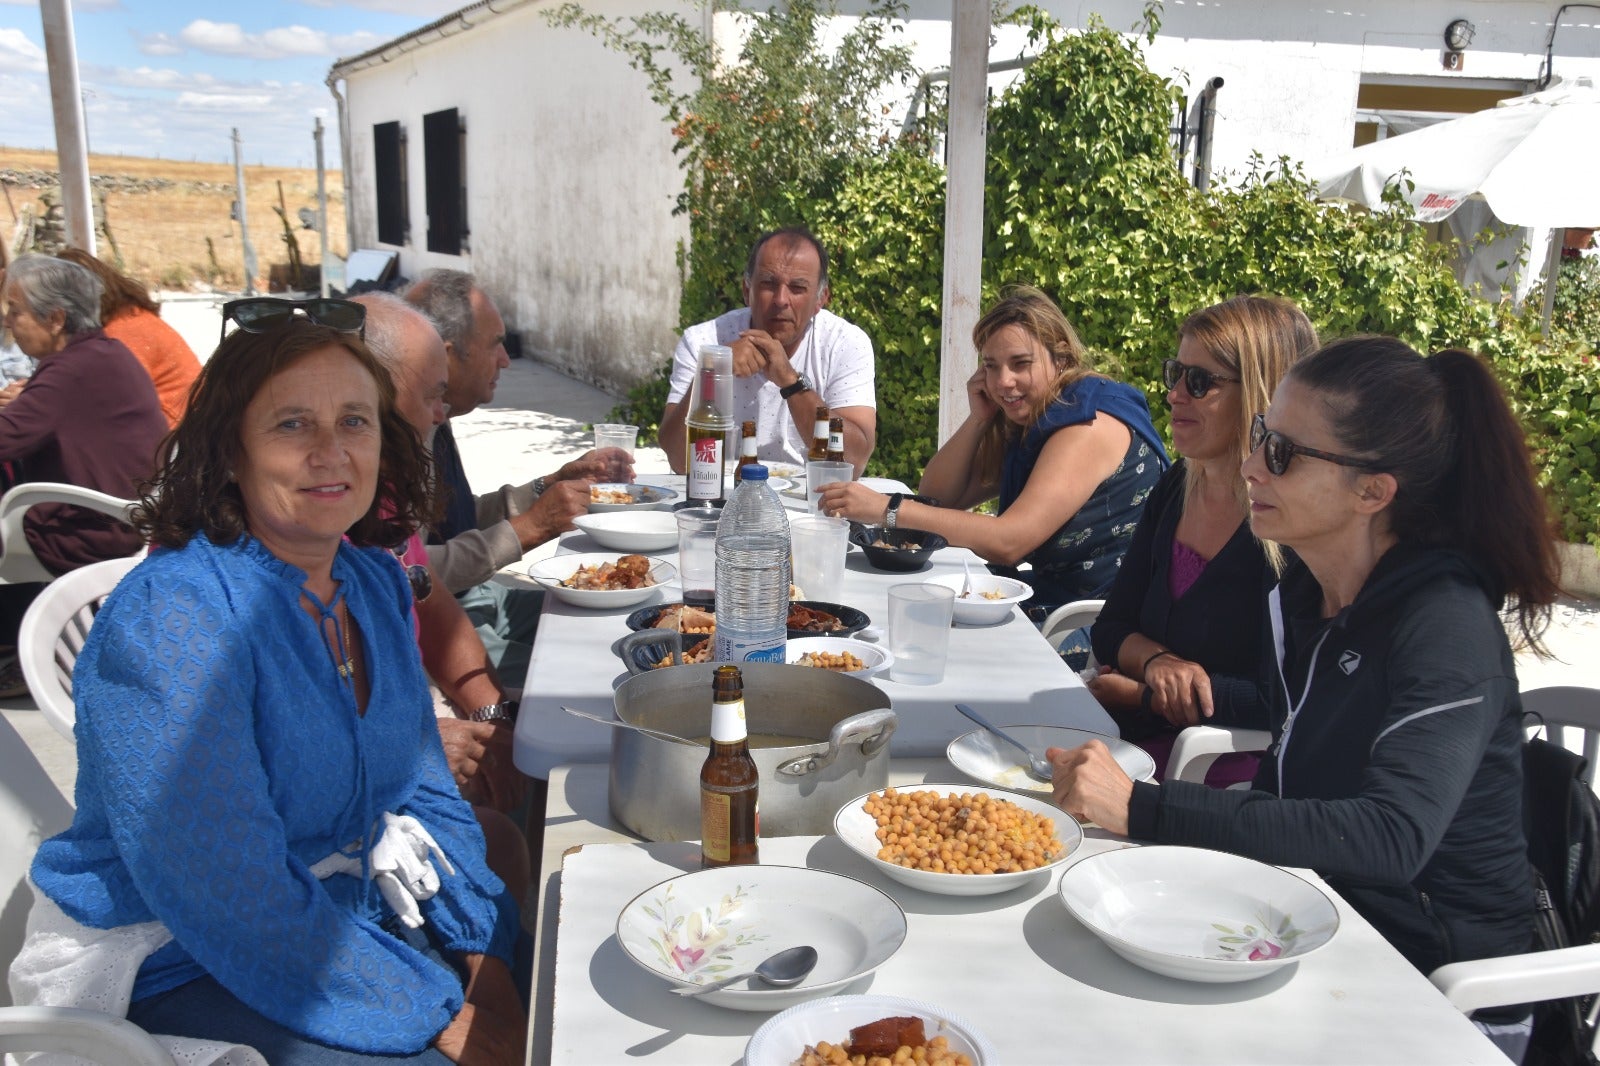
[{"x1": 588, "y1": 4, "x2": 1599, "y2": 545}]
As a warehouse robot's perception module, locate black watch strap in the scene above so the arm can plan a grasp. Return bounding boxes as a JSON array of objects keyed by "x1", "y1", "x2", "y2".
[
  {"x1": 885, "y1": 492, "x2": 905, "y2": 531},
  {"x1": 778, "y1": 374, "x2": 813, "y2": 399}
]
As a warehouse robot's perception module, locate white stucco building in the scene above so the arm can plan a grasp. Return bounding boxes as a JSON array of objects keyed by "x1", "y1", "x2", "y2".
[{"x1": 328, "y1": 0, "x2": 1600, "y2": 393}]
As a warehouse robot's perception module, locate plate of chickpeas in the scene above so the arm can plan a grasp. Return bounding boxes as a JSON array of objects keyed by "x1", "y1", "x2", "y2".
[
  {"x1": 832, "y1": 785, "x2": 1083, "y2": 897},
  {"x1": 786, "y1": 637, "x2": 893, "y2": 679}
]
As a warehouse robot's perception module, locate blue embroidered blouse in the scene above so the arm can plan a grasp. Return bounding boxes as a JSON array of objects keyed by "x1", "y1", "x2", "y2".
[
  {"x1": 996, "y1": 376, "x2": 1169, "y2": 609},
  {"x1": 31, "y1": 532, "x2": 518, "y2": 1054}
]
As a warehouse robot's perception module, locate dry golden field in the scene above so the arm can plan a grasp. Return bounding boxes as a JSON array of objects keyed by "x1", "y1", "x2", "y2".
[{"x1": 1, "y1": 146, "x2": 346, "y2": 293}]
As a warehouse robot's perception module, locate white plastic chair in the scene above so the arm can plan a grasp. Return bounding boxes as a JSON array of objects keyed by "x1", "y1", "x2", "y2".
[
  {"x1": 17, "y1": 555, "x2": 142, "y2": 741},
  {"x1": 1523, "y1": 685, "x2": 1600, "y2": 785},
  {"x1": 1168, "y1": 725, "x2": 1274, "y2": 784},
  {"x1": 0, "y1": 482, "x2": 139, "y2": 587},
  {"x1": 1040, "y1": 598, "x2": 1104, "y2": 669},
  {"x1": 0, "y1": 712, "x2": 174, "y2": 1063}
]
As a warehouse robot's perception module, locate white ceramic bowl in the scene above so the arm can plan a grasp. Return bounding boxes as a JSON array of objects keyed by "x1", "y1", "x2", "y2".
[
  {"x1": 833, "y1": 784, "x2": 1082, "y2": 897},
  {"x1": 615, "y1": 865, "x2": 906, "y2": 1011},
  {"x1": 924, "y1": 573, "x2": 1032, "y2": 625},
  {"x1": 518, "y1": 552, "x2": 675, "y2": 609},
  {"x1": 570, "y1": 511, "x2": 679, "y2": 553},
  {"x1": 785, "y1": 637, "x2": 893, "y2": 679},
  {"x1": 1058, "y1": 845, "x2": 1341, "y2": 983},
  {"x1": 947, "y1": 725, "x2": 1156, "y2": 794},
  {"x1": 587, "y1": 482, "x2": 678, "y2": 513},
  {"x1": 745, "y1": 994, "x2": 998, "y2": 1066}
]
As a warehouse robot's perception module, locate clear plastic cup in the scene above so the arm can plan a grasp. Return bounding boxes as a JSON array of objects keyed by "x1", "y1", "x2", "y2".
[
  {"x1": 887, "y1": 583, "x2": 955, "y2": 684},
  {"x1": 593, "y1": 423, "x2": 639, "y2": 457},
  {"x1": 806, "y1": 460, "x2": 853, "y2": 514},
  {"x1": 789, "y1": 516, "x2": 849, "y2": 604},
  {"x1": 674, "y1": 505, "x2": 722, "y2": 610}
]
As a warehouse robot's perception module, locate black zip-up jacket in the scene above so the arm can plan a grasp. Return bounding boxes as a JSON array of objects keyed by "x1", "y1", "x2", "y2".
[{"x1": 1128, "y1": 545, "x2": 1533, "y2": 974}]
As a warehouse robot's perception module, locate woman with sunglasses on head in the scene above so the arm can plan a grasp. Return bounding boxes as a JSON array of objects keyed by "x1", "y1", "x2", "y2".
[
  {"x1": 1052, "y1": 337, "x2": 1559, "y2": 1019},
  {"x1": 818, "y1": 285, "x2": 1167, "y2": 618},
  {"x1": 1087, "y1": 296, "x2": 1315, "y2": 784},
  {"x1": 18, "y1": 304, "x2": 524, "y2": 1064},
  {"x1": 0, "y1": 254, "x2": 167, "y2": 695}
]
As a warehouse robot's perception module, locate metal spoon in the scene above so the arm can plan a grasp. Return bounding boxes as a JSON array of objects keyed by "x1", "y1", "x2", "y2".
[
  {"x1": 960, "y1": 559, "x2": 974, "y2": 599},
  {"x1": 669, "y1": 945, "x2": 819, "y2": 997},
  {"x1": 955, "y1": 703, "x2": 1053, "y2": 783},
  {"x1": 560, "y1": 706, "x2": 698, "y2": 746}
]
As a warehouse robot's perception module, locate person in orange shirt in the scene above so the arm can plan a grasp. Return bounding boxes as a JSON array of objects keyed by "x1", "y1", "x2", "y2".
[{"x1": 55, "y1": 249, "x2": 201, "y2": 428}]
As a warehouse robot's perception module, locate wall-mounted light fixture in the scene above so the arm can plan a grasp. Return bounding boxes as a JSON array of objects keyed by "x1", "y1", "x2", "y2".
[{"x1": 1444, "y1": 18, "x2": 1476, "y2": 50}]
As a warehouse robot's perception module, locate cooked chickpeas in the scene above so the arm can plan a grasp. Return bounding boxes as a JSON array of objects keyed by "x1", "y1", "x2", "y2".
[
  {"x1": 793, "y1": 1035, "x2": 972, "y2": 1066},
  {"x1": 797, "y1": 650, "x2": 865, "y2": 672},
  {"x1": 864, "y1": 788, "x2": 1065, "y2": 875}
]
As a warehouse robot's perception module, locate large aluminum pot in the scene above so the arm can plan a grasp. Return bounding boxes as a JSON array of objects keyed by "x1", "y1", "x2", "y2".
[{"x1": 610, "y1": 661, "x2": 896, "y2": 841}]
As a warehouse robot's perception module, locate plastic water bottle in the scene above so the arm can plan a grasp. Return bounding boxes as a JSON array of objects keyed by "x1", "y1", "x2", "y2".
[{"x1": 713, "y1": 465, "x2": 791, "y2": 665}]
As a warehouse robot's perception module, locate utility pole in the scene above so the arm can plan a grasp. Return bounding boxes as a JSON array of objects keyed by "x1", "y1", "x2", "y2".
[
  {"x1": 38, "y1": 0, "x2": 94, "y2": 253},
  {"x1": 232, "y1": 128, "x2": 258, "y2": 296},
  {"x1": 314, "y1": 117, "x2": 330, "y2": 298}
]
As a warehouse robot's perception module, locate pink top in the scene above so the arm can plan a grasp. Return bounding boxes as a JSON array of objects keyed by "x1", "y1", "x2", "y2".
[{"x1": 1168, "y1": 539, "x2": 1209, "y2": 599}]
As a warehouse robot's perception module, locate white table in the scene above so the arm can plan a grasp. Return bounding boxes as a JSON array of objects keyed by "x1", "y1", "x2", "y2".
[
  {"x1": 512, "y1": 480, "x2": 1114, "y2": 779},
  {"x1": 525, "y1": 762, "x2": 1505, "y2": 1066}
]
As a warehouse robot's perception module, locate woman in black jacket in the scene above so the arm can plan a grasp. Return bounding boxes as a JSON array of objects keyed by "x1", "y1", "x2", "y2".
[
  {"x1": 1087, "y1": 295, "x2": 1315, "y2": 784},
  {"x1": 1052, "y1": 337, "x2": 1560, "y2": 1037}
]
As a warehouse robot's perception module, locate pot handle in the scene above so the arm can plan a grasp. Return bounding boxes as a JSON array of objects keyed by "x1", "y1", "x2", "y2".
[
  {"x1": 776, "y1": 708, "x2": 898, "y2": 778},
  {"x1": 615, "y1": 629, "x2": 680, "y2": 675}
]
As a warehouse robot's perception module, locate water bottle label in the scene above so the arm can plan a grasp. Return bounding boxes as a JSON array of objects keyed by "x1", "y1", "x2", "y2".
[{"x1": 714, "y1": 633, "x2": 785, "y2": 663}]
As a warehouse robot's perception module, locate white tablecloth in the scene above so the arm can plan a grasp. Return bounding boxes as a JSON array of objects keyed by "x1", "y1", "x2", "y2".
[
  {"x1": 543, "y1": 834, "x2": 1503, "y2": 1065},
  {"x1": 512, "y1": 481, "x2": 1114, "y2": 779}
]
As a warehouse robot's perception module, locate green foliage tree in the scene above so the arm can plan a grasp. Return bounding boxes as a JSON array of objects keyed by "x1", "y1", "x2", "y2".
[{"x1": 576, "y1": 2, "x2": 1598, "y2": 544}]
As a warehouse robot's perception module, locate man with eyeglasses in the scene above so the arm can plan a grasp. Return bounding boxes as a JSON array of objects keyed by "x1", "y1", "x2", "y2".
[{"x1": 404, "y1": 269, "x2": 632, "y2": 686}]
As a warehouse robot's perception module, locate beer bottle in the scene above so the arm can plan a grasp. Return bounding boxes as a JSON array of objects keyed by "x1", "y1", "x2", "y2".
[
  {"x1": 825, "y1": 416, "x2": 846, "y2": 463},
  {"x1": 806, "y1": 405, "x2": 831, "y2": 461},
  {"x1": 734, "y1": 419, "x2": 758, "y2": 486},
  {"x1": 700, "y1": 665, "x2": 759, "y2": 868},
  {"x1": 686, "y1": 354, "x2": 732, "y2": 505}
]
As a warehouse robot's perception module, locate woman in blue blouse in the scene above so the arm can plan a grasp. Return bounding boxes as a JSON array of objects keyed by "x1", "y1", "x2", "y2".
[
  {"x1": 1088, "y1": 295, "x2": 1315, "y2": 782},
  {"x1": 818, "y1": 285, "x2": 1167, "y2": 613},
  {"x1": 26, "y1": 305, "x2": 523, "y2": 1063}
]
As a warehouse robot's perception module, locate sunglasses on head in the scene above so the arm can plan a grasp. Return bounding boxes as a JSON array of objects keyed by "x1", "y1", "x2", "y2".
[
  {"x1": 1162, "y1": 358, "x2": 1239, "y2": 399},
  {"x1": 1249, "y1": 413, "x2": 1380, "y2": 476},
  {"x1": 219, "y1": 298, "x2": 366, "y2": 344}
]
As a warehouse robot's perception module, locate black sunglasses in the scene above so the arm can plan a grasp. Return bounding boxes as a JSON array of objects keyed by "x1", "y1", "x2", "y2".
[
  {"x1": 1249, "y1": 414, "x2": 1380, "y2": 476},
  {"x1": 1162, "y1": 358, "x2": 1239, "y2": 399},
  {"x1": 389, "y1": 547, "x2": 434, "y2": 603},
  {"x1": 219, "y1": 298, "x2": 366, "y2": 344}
]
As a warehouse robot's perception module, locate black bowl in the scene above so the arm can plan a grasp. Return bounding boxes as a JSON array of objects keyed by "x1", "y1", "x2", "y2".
[
  {"x1": 848, "y1": 523, "x2": 947, "y2": 572},
  {"x1": 626, "y1": 600, "x2": 869, "y2": 639}
]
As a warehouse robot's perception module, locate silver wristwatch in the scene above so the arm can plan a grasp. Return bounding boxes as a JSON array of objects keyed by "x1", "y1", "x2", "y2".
[
  {"x1": 531, "y1": 476, "x2": 549, "y2": 497},
  {"x1": 469, "y1": 700, "x2": 517, "y2": 724},
  {"x1": 884, "y1": 493, "x2": 905, "y2": 531}
]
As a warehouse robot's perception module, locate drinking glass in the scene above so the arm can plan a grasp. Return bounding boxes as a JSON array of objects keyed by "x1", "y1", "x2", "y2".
[
  {"x1": 806, "y1": 460, "x2": 854, "y2": 514},
  {"x1": 674, "y1": 506, "x2": 722, "y2": 610},
  {"x1": 789, "y1": 516, "x2": 849, "y2": 603},
  {"x1": 886, "y1": 583, "x2": 955, "y2": 684},
  {"x1": 593, "y1": 423, "x2": 639, "y2": 457}
]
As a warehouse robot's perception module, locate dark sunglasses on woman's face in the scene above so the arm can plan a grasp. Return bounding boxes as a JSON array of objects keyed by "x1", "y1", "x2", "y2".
[
  {"x1": 1249, "y1": 413, "x2": 1380, "y2": 476},
  {"x1": 219, "y1": 297, "x2": 366, "y2": 344},
  {"x1": 1162, "y1": 358, "x2": 1239, "y2": 399}
]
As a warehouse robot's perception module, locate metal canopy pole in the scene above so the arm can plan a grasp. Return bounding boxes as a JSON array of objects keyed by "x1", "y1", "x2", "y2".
[
  {"x1": 937, "y1": 0, "x2": 991, "y2": 445},
  {"x1": 38, "y1": 0, "x2": 94, "y2": 253},
  {"x1": 315, "y1": 117, "x2": 330, "y2": 298}
]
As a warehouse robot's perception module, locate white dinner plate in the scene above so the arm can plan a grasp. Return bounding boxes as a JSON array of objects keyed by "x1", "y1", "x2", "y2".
[
  {"x1": 1058, "y1": 845, "x2": 1341, "y2": 983},
  {"x1": 571, "y1": 511, "x2": 679, "y2": 552},
  {"x1": 615, "y1": 865, "x2": 906, "y2": 1011},
  {"x1": 587, "y1": 482, "x2": 679, "y2": 513},
  {"x1": 745, "y1": 994, "x2": 999, "y2": 1065},
  {"x1": 833, "y1": 784, "x2": 1082, "y2": 896},
  {"x1": 947, "y1": 725, "x2": 1156, "y2": 794},
  {"x1": 516, "y1": 552, "x2": 674, "y2": 609}
]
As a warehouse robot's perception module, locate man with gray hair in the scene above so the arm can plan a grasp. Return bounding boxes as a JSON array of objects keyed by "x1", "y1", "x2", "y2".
[{"x1": 404, "y1": 269, "x2": 631, "y2": 684}]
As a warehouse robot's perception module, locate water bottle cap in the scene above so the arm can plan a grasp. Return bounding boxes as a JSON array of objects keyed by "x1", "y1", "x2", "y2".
[{"x1": 740, "y1": 464, "x2": 769, "y2": 481}]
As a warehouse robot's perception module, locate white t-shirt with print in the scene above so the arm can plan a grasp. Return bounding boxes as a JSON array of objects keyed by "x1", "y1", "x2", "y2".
[{"x1": 666, "y1": 308, "x2": 876, "y2": 470}]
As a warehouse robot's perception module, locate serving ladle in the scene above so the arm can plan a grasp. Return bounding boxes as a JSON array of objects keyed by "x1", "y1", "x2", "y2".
[
  {"x1": 561, "y1": 706, "x2": 698, "y2": 746},
  {"x1": 669, "y1": 944, "x2": 819, "y2": 997},
  {"x1": 955, "y1": 702, "x2": 1054, "y2": 784}
]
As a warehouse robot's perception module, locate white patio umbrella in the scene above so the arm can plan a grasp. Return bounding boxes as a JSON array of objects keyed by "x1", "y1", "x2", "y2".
[{"x1": 1315, "y1": 77, "x2": 1600, "y2": 230}]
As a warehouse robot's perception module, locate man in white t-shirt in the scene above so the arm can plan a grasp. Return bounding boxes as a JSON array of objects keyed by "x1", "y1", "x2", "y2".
[{"x1": 660, "y1": 227, "x2": 876, "y2": 474}]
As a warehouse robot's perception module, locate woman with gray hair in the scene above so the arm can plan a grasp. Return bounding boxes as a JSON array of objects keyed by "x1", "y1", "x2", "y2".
[{"x1": 0, "y1": 253, "x2": 167, "y2": 696}]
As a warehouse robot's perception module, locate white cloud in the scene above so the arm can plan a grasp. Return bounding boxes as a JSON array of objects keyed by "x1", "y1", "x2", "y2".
[
  {"x1": 0, "y1": 28, "x2": 46, "y2": 75},
  {"x1": 136, "y1": 33, "x2": 184, "y2": 57},
  {"x1": 176, "y1": 90, "x2": 277, "y2": 111},
  {"x1": 167, "y1": 19, "x2": 383, "y2": 60}
]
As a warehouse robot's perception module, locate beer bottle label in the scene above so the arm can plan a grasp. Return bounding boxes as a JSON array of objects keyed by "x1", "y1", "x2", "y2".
[
  {"x1": 709, "y1": 697, "x2": 747, "y2": 743},
  {"x1": 828, "y1": 430, "x2": 844, "y2": 453},
  {"x1": 701, "y1": 792, "x2": 731, "y2": 863},
  {"x1": 813, "y1": 419, "x2": 829, "y2": 439}
]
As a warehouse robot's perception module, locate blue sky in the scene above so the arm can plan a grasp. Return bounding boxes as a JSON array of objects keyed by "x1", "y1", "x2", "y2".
[{"x1": 1, "y1": 0, "x2": 463, "y2": 168}]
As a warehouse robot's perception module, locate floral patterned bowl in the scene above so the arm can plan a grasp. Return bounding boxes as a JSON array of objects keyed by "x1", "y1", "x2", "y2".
[
  {"x1": 614, "y1": 865, "x2": 907, "y2": 1011},
  {"x1": 1057, "y1": 845, "x2": 1341, "y2": 983}
]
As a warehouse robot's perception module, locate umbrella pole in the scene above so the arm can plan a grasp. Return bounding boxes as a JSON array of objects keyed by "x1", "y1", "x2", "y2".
[{"x1": 1541, "y1": 228, "x2": 1565, "y2": 338}]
